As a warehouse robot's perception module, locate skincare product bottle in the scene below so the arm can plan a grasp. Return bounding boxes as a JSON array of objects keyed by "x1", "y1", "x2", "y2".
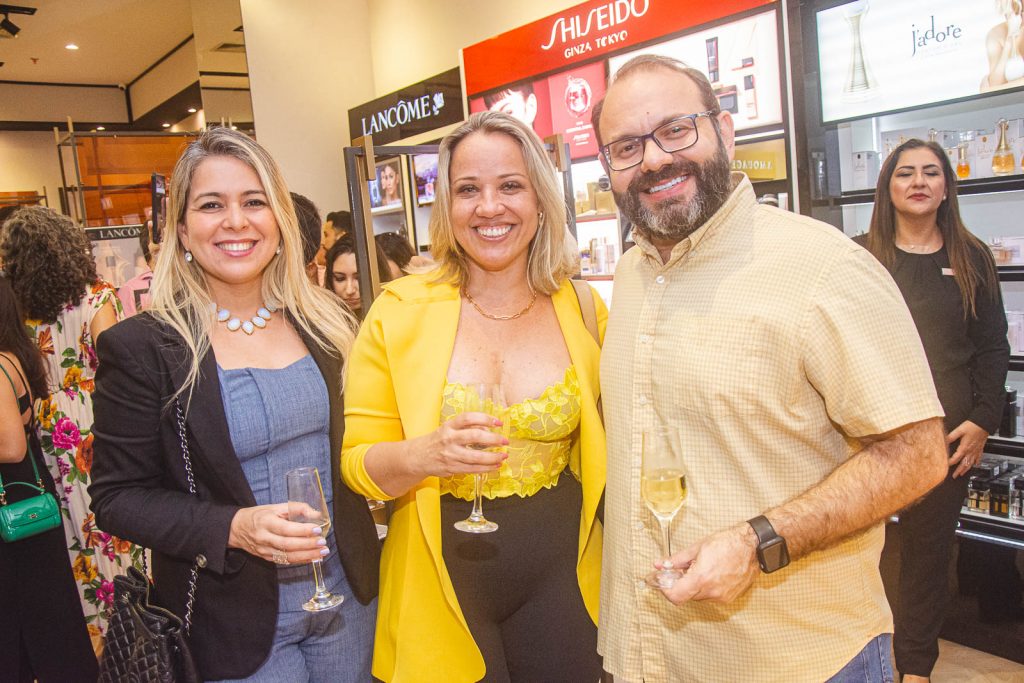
[
  {"x1": 706, "y1": 37, "x2": 720, "y2": 83},
  {"x1": 993, "y1": 118, "x2": 1015, "y2": 176},
  {"x1": 743, "y1": 74, "x2": 758, "y2": 119},
  {"x1": 1011, "y1": 478, "x2": 1024, "y2": 520}
]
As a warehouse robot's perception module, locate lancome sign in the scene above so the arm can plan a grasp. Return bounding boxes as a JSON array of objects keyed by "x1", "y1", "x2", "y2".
[
  {"x1": 818, "y1": 0, "x2": 1021, "y2": 124},
  {"x1": 348, "y1": 68, "x2": 462, "y2": 145},
  {"x1": 463, "y1": 0, "x2": 772, "y2": 96}
]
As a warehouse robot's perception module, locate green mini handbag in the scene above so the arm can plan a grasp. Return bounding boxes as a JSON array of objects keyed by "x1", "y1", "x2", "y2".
[
  {"x1": 0, "y1": 457, "x2": 61, "y2": 542},
  {"x1": 0, "y1": 361, "x2": 62, "y2": 543}
]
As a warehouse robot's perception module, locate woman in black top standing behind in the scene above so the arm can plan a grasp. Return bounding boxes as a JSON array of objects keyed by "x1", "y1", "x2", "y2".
[
  {"x1": 856, "y1": 138, "x2": 1010, "y2": 682},
  {"x1": 0, "y1": 269, "x2": 97, "y2": 682}
]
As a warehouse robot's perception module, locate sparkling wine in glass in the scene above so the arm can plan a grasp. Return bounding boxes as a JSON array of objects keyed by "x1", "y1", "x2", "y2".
[
  {"x1": 286, "y1": 466, "x2": 344, "y2": 611},
  {"x1": 641, "y1": 426, "x2": 687, "y2": 589},
  {"x1": 454, "y1": 382, "x2": 504, "y2": 534}
]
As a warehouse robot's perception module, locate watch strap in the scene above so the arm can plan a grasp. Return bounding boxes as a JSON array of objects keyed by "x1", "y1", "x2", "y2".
[{"x1": 747, "y1": 514, "x2": 777, "y2": 543}]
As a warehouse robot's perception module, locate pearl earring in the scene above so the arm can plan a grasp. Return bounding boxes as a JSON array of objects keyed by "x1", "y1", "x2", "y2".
[
  {"x1": 538, "y1": 211, "x2": 545, "y2": 224},
  {"x1": 184, "y1": 250, "x2": 193, "y2": 263},
  {"x1": 276, "y1": 244, "x2": 282, "y2": 256}
]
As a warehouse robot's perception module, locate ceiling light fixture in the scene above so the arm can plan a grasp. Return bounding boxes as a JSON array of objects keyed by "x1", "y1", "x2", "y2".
[
  {"x1": 162, "y1": 123, "x2": 171, "y2": 128},
  {"x1": 96, "y1": 126, "x2": 105, "y2": 131},
  {"x1": 0, "y1": 15, "x2": 19, "y2": 36},
  {"x1": 65, "y1": 43, "x2": 78, "y2": 50},
  {"x1": 0, "y1": 4, "x2": 37, "y2": 38},
  {"x1": 187, "y1": 107, "x2": 197, "y2": 113}
]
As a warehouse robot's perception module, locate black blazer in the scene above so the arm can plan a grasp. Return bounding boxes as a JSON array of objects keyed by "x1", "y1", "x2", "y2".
[{"x1": 89, "y1": 313, "x2": 380, "y2": 680}]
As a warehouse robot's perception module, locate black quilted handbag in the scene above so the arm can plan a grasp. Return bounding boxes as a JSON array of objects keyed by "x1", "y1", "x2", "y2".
[
  {"x1": 98, "y1": 400, "x2": 201, "y2": 683},
  {"x1": 97, "y1": 566, "x2": 200, "y2": 683}
]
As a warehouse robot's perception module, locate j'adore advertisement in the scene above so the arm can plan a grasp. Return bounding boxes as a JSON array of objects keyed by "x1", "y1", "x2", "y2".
[{"x1": 818, "y1": 0, "x2": 1024, "y2": 123}]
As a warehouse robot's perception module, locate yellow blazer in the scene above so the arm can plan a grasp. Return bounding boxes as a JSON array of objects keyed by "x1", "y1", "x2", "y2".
[{"x1": 342, "y1": 272, "x2": 607, "y2": 683}]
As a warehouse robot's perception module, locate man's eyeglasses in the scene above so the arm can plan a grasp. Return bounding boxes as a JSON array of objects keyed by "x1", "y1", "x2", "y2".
[{"x1": 600, "y1": 111, "x2": 716, "y2": 171}]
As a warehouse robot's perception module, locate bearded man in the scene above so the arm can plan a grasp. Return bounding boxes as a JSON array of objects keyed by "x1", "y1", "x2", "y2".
[{"x1": 593, "y1": 55, "x2": 948, "y2": 683}]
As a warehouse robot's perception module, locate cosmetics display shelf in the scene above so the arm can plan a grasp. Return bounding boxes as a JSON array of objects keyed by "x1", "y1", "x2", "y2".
[
  {"x1": 576, "y1": 213, "x2": 619, "y2": 224},
  {"x1": 986, "y1": 436, "x2": 1024, "y2": 458},
  {"x1": 810, "y1": 175, "x2": 1024, "y2": 209},
  {"x1": 957, "y1": 509, "x2": 1024, "y2": 551},
  {"x1": 998, "y1": 266, "x2": 1024, "y2": 282}
]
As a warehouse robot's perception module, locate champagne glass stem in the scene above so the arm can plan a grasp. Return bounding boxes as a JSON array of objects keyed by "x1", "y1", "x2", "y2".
[
  {"x1": 658, "y1": 517, "x2": 673, "y2": 563},
  {"x1": 311, "y1": 558, "x2": 330, "y2": 600},
  {"x1": 470, "y1": 473, "x2": 486, "y2": 521}
]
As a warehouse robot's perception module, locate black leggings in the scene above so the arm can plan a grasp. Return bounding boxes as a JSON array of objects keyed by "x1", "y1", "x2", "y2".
[{"x1": 441, "y1": 474, "x2": 602, "y2": 683}]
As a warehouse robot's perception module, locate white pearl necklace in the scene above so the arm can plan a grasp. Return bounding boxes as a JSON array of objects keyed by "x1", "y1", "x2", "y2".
[{"x1": 211, "y1": 302, "x2": 277, "y2": 335}]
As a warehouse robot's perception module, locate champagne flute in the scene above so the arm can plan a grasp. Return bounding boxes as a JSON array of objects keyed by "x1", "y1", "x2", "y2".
[
  {"x1": 285, "y1": 466, "x2": 344, "y2": 611},
  {"x1": 454, "y1": 382, "x2": 504, "y2": 533},
  {"x1": 641, "y1": 426, "x2": 687, "y2": 589}
]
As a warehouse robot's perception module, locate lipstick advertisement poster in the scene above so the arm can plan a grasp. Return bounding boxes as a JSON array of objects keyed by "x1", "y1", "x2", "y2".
[
  {"x1": 545, "y1": 61, "x2": 606, "y2": 159},
  {"x1": 608, "y1": 9, "x2": 782, "y2": 133},
  {"x1": 817, "y1": 0, "x2": 1023, "y2": 123}
]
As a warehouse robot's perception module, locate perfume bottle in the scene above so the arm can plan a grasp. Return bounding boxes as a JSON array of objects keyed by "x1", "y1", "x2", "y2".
[
  {"x1": 928, "y1": 128, "x2": 938, "y2": 143},
  {"x1": 956, "y1": 144, "x2": 971, "y2": 180},
  {"x1": 993, "y1": 118, "x2": 1015, "y2": 176},
  {"x1": 843, "y1": 1, "x2": 876, "y2": 101}
]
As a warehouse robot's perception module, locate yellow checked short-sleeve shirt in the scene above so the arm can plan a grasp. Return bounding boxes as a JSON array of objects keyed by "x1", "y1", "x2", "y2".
[{"x1": 598, "y1": 174, "x2": 943, "y2": 682}]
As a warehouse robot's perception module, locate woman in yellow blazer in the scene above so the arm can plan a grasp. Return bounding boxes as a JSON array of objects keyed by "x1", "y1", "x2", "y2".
[{"x1": 342, "y1": 111, "x2": 607, "y2": 683}]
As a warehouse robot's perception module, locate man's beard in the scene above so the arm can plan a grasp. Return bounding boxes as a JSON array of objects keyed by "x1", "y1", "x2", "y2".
[{"x1": 613, "y1": 143, "x2": 733, "y2": 243}]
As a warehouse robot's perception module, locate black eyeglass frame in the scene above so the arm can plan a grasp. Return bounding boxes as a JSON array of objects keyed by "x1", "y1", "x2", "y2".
[{"x1": 600, "y1": 111, "x2": 717, "y2": 171}]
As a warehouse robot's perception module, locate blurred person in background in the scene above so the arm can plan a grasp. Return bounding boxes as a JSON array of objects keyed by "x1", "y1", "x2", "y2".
[
  {"x1": 324, "y1": 236, "x2": 393, "y2": 320},
  {"x1": 117, "y1": 220, "x2": 160, "y2": 316},
  {"x1": 857, "y1": 138, "x2": 1010, "y2": 682},
  {"x1": 316, "y1": 210, "x2": 352, "y2": 267},
  {"x1": 291, "y1": 192, "x2": 324, "y2": 284},
  {"x1": 0, "y1": 265, "x2": 98, "y2": 682},
  {"x1": 0, "y1": 205, "x2": 142, "y2": 650},
  {"x1": 375, "y1": 232, "x2": 416, "y2": 279}
]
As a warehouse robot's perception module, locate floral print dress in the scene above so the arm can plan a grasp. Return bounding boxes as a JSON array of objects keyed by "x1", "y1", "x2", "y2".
[{"x1": 27, "y1": 282, "x2": 145, "y2": 646}]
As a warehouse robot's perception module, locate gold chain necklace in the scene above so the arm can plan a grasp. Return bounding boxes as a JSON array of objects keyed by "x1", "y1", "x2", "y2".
[{"x1": 463, "y1": 288, "x2": 537, "y2": 321}]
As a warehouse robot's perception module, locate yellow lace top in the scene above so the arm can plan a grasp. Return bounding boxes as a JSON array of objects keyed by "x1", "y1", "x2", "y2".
[{"x1": 439, "y1": 366, "x2": 581, "y2": 500}]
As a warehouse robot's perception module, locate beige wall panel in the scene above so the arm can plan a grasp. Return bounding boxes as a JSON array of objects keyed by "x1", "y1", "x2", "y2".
[
  {"x1": 0, "y1": 131, "x2": 65, "y2": 207},
  {"x1": 130, "y1": 42, "x2": 200, "y2": 118},
  {"x1": 0, "y1": 84, "x2": 127, "y2": 123}
]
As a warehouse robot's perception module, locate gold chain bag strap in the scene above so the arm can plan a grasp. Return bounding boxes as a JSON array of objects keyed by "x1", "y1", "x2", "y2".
[
  {"x1": 97, "y1": 399, "x2": 200, "y2": 683},
  {"x1": 0, "y1": 359, "x2": 61, "y2": 543}
]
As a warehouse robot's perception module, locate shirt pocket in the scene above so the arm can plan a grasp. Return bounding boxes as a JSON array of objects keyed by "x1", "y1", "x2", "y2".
[{"x1": 656, "y1": 314, "x2": 784, "y2": 416}]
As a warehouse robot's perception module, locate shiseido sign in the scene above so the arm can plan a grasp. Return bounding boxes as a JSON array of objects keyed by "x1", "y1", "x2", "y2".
[
  {"x1": 541, "y1": 0, "x2": 650, "y2": 56},
  {"x1": 348, "y1": 68, "x2": 462, "y2": 145},
  {"x1": 463, "y1": 0, "x2": 772, "y2": 95}
]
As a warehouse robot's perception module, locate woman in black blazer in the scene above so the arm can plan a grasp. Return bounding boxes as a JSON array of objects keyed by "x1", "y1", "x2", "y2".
[{"x1": 89, "y1": 128, "x2": 380, "y2": 682}]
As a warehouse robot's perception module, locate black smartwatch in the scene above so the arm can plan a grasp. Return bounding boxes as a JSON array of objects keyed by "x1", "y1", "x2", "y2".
[{"x1": 747, "y1": 515, "x2": 790, "y2": 574}]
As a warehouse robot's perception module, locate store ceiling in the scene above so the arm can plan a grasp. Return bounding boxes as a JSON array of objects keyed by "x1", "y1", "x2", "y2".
[{"x1": 0, "y1": 0, "x2": 193, "y2": 85}]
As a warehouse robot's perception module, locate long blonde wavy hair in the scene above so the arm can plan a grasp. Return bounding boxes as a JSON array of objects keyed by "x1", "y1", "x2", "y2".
[
  {"x1": 429, "y1": 111, "x2": 579, "y2": 295},
  {"x1": 149, "y1": 127, "x2": 357, "y2": 402}
]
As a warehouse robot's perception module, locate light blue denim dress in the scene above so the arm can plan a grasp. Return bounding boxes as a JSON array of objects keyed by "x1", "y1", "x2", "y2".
[{"x1": 212, "y1": 356, "x2": 375, "y2": 683}]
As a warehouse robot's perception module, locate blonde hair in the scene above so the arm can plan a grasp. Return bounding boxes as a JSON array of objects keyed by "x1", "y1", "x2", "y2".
[
  {"x1": 149, "y1": 127, "x2": 357, "y2": 402},
  {"x1": 428, "y1": 111, "x2": 578, "y2": 295}
]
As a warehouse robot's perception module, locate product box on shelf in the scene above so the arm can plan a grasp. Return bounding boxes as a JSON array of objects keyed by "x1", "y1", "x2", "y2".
[
  {"x1": 851, "y1": 151, "x2": 880, "y2": 190},
  {"x1": 973, "y1": 129, "x2": 997, "y2": 179}
]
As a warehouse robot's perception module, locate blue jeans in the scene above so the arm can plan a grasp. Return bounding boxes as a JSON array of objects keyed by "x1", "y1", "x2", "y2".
[
  {"x1": 826, "y1": 634, "x2": 895, "y2": 683},
  {"x1": 211, "y1": 590, "x2": 377, "y2": 683}
]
